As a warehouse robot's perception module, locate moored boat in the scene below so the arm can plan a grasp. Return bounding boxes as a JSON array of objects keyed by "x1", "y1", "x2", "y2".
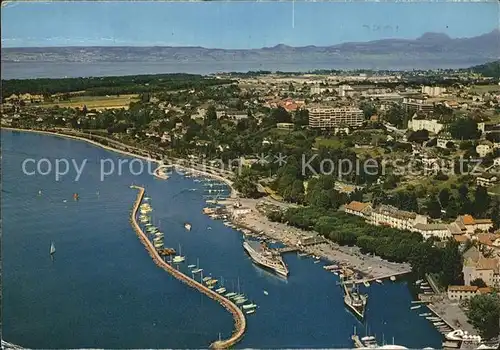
[
  {"x1": 342, "y1": 279, "x2": 367, "y2": 320},
  {"x1": 243, "y1": 240, "x2": 289, "y2": 277},
  {"x1": 242, "y1": 303, "x2": 257, "y2": 310}
]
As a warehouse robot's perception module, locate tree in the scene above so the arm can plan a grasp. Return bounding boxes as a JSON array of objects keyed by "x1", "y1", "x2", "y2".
[
  {"x1": 384, "y1": 104, "x2": 408, "y2": 128},
  {"x1": 407, "y1": 129, "x2": 430, "y2": 144},
  {"x1": 438, "y1": 188, "x2": 451, "y2": 209},
  {"x1": 425, "y1": 196, "x2": 442, "y2": 219},
  {"x1": 361, "y1": 102, "x2": 377, "y2": 119},
  {"x1": 234, "y1": 169, "x2": 259, "y2": 198},
  {"x1": 474, "y1": 186, "x2": 491, "y2": 218},
  {"x1": 490, "y1": 197, "x2": 500, "y2": 229},
  {"x1": 294, "y1": 109, "x2": 309, "y2": 127},
  {"x1": 449, "y1": 119, "x2": 481, "y2": 140},
  {"x1": 204, "y1": 105, "x2": 217, "y2": 125},
  {"x1": 470, "y1": 278, "x2": 487, "y2": 288},
  {"x1": 439, "y1": 240, "x2": 463, "y2": 287},
  {"x1": 466, "y1": 293, "x2": 500, "y2": 340}
]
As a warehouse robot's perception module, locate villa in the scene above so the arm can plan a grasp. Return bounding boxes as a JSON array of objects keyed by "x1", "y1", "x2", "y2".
[
  {"x1": 454, "y1": 215, "x2": 493, "y2": 234},
  {"x1": 462, "y1": 246, "x2": 500, "y2": 288}
]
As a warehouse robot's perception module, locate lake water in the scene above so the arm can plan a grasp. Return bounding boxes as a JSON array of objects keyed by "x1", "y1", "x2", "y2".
[
  {"x1": 1, "y1": 59, "x2": 479, "y2": 80},
  {"x1": 1, "y1": 130, "x2": 443, "y2": 348}
]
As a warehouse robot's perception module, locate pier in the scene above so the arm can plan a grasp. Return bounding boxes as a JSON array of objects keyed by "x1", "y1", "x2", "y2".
[
  {"x1": 129, "y1": 186, "x2": 246, "y2": 349},
  {"x1": 276, "y1": 246, "x2": 300, "y2": 254},
  {"x1": 1, "y1": 340, "x2": 25, "y2": 349},
  {"x1": 352, "y1": 269, "x2": 411, "y2": 284}
]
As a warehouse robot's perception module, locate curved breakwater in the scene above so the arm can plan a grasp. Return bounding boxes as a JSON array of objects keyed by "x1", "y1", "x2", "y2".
[{"x1": 129, "y1": 185, "x2": 246, "y2": 349}]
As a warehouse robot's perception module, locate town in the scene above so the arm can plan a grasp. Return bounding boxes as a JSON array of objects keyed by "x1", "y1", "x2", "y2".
[{"x1": 2, "y1": 61, "x2": 500, "y2": 348}]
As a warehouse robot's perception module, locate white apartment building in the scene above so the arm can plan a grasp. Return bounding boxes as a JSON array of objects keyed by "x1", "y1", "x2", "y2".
[
  {"x1": 308, "y1": 107, "x2": 364, "y2": 129},
  {"x1": 413, "y1": 223, "x2": 452, "y2": 240},
  {"x1": 407, "y1": 115, "x2": 444, "y2": 134},
  {"x1": 447, "y1": 285, "x2": 491, "y2": 301},
  {"x1": 370, "y1": 204, "x2": 428, "y2": 231},
  {"x1": 436, "y1": 133, "x2": 453, "y2": 149},
  {"x1": 310, "y1": 85, "x2": 329, "y2": 95},
  {"x1": 421, "y1": 86, "x2": 446, "y2": 97}
]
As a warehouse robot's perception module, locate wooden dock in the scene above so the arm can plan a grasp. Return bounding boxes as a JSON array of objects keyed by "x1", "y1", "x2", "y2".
[{"x1": 130, "y1": 186, "x2": 246, "y2": 349}]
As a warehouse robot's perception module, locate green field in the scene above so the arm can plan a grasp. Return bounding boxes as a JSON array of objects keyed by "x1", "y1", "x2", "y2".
[
  {"x1": 42, "y1": 94, "x2": 140, "y2": 110},
  {"x1": 471, "y1": 84, "x2": 500, "y2": 94},
  {"x1": 314, "y1": 137, "x2": 345, "y2": 149}
]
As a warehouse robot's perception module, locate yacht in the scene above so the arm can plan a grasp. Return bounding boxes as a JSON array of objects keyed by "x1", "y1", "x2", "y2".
[
  {"x1": 184, "y1": 223, "x2": 192, "y2": 231},
  {"x1": 243, "y1": 240, "x2": 289, "y2": 277}
]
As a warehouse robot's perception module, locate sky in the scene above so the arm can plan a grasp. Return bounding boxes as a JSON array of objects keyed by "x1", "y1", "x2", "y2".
[{"x1": 1, "y1": 1, "x2": 499, "y2": 49}]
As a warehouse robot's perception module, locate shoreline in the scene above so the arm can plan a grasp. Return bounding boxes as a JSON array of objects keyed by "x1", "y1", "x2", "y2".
[
  {"x1": 4, "y1": 127, "x2": 410, "y2": 281},
  {"x1": 2, "y1": 127, "x2": 236, "y2": 195}
]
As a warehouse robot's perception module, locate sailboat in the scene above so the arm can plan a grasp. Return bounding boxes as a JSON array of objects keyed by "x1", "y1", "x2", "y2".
[
  {"x1": 50, "y1": 242, "x2": 56, "y2": 255},
  {"x1": 215, "y1": 276, "x2": 226, "y2": 294},
  {"x1": 172, "y1": 244, "x2": 185, "y2": 263},
  {"x1": 191, "y1": 258, "x2": 203, "y2": 273}
]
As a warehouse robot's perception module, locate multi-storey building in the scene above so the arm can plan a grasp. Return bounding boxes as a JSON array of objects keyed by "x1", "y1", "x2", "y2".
[
  {"x1": 421, "y1": 86, "x2": 446, "y2": 97},
  {"x1": 447, "y1": 285, "x2": 492, "y2": 301},
  {"x1": 370, "y1": 204, "x2": 428, "y2": 231},
  {"x1": 308, "y1": 106, "x2": 364, "y2": 129},
  {"x1": 413, "y1": 223, "x2": 452, "y2": 240},
  {"x1": 407, "y1": 114, "x2": 444, "y2": 134},
  {"x1": 402, "y1": 98, "x2": 434, "y2": 114}
]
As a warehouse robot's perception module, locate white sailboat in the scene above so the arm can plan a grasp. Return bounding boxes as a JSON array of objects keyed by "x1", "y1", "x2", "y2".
[
  {"x1": 50, "y1": 242, "x2": 56, "y2": 255},
  {"x1": 172, "y1": 244, "x2": 185, "y2": 263},
  {"x1": 191, "y1": 258, "x2": 203, "y2": 273}
]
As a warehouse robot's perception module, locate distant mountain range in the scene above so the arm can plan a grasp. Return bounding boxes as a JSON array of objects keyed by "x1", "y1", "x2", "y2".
[{"x1": 2, "y1": 30, "x2": 499, "y2": 70}]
